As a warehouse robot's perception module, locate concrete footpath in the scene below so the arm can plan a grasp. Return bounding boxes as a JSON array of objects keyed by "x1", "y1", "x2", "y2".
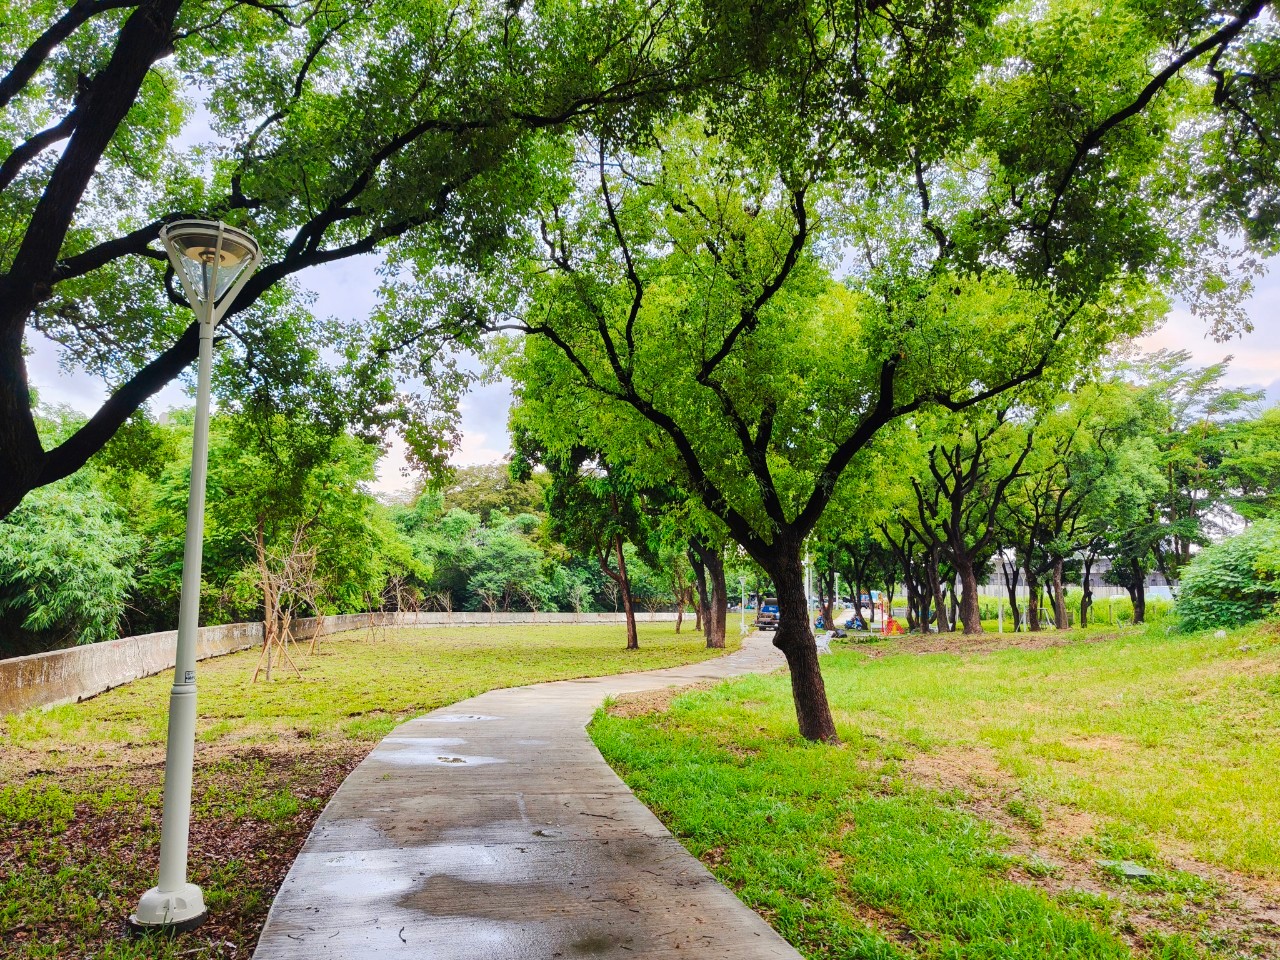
[{"x1": 253, "y1": 630, "x2": 802, "y2": 959}]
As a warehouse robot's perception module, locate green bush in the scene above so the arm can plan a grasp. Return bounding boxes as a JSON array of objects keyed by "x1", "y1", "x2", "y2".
[
  {"x1": 1176, "y1": 520, "x2": 1280, "y2": 630},
  {"x1": 0, "y1": 479, "x2": 138, "y2": 654}
]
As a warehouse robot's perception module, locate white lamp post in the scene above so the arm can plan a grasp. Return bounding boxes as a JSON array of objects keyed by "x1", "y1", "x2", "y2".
[
  {"x1": 131, "y1": 221, "x2": 261, "y2": 932},
  {"x1": 740, "y1": 576, "x2": 747, "y2": 635}
]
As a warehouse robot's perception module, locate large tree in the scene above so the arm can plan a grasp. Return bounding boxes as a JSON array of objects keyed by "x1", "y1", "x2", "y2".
[
  {"x1": 0, "y1": 0, "x2": 709, "y2": 517},
  {"x1": 497, "y1": 0, "x2": 1279, "y2": 739}
]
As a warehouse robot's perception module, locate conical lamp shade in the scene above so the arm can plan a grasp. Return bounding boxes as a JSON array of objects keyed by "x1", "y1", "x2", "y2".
[{"x1": 161, "y1": 221, "x2": 260, "y2": 308}]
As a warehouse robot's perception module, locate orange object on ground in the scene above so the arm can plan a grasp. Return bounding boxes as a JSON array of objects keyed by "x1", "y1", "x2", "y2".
[{"x1": 882, "y1": 617, "x2": 904, "y2": 635}]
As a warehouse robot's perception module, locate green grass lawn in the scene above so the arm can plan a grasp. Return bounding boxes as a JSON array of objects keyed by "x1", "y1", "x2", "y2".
[
  {"x1": 591, "y1": 623, "x2": 1280, "y2": 960},
  {"x1": 0, "y1": 621, "x2": 733, "y2": 959}
]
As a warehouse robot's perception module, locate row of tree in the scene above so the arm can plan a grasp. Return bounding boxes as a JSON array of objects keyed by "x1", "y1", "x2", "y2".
[
  {"x1": 809, "y1": 351, "x2": 1280, "y2": 636},
  {"x1": 0, "y1": 407, "x2": 742, "y2": 657}
]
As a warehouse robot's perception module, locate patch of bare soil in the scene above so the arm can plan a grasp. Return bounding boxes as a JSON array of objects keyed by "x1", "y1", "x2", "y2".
[
  {"x1": 604, "y1": 680, "x2": 721, "y2": 719},
  {"x1": 901, "y1": 747, "x2": 1280, "y2": 958},
  {"x1": 0, "y1": 743, "x2": 368, "y2": 958}
]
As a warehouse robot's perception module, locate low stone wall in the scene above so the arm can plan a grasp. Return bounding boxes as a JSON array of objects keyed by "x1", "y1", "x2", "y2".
[{"x1": 0, "y1": 611, "x2": 680, "y2": 717}]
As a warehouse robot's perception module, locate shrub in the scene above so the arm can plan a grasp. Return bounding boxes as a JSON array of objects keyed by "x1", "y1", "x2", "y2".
[
  {"x1": 0, "y1": 479, "x2": 138, "y2": 654},
  {"x1": 1175, "y1": 520, "x2": 1280, "y2": 630}
]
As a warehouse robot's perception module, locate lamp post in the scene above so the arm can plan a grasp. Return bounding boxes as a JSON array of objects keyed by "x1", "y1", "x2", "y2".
[
  {"x1": 131, "y1": 221, "x2": 261, "y2": 932},
  {"x1": 740, "y1": 576, "x2": 747, "y2": 635}
]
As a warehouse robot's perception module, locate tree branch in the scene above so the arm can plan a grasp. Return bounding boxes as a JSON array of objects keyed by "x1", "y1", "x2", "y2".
[
  {"x1": 0, "y1": 0, "x2": 140, "y2": 111},
  {"x1": 39, "y1": 318, "x2": 200, "y2": 485}
]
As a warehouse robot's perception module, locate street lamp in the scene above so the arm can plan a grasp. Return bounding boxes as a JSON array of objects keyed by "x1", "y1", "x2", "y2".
[
  {"x1": 130, "y1": 221, "x2": 261, "y2": 932},
  {"x1": 740, "y1": 576, "x2": 747, "y2": 635}
]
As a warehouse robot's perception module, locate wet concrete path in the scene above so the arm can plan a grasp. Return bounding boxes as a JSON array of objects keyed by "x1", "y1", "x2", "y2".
[{"x1": 252, "y1": 630, "x2": 802, "y2": 959}]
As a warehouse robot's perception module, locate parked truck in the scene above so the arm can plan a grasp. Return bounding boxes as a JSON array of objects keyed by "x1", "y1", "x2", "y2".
[{"x1": 755, "y1": 597, "x2": 780, "y2": 630}]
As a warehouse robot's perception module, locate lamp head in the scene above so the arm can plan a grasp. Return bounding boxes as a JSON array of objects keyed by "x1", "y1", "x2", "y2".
[{"x1": 160, "y1": 220, "x2": 261, "y2": 321}]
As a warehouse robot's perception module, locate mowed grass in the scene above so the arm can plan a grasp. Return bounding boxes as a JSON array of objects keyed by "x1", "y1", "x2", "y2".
[
  {"x1": 590, "y1": 624, "x2": 1280, "y2": 959},
  {"x1": 3, "y1": 621, "x2": 734, "y2": 761},
  {"x1": 1, "y1": 621, "x2": 733, "y2": 959}
]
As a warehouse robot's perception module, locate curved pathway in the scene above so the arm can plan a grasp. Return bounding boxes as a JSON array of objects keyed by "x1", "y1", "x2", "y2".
[{"x1": 253, "y1": 629, "x2": 802, "y2": 959}]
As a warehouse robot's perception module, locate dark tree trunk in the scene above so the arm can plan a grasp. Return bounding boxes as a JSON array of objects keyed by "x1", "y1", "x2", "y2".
[
  {"x1": 695, "y1": 541, "x2": 728, "y2": 650},
  {"x1": 1080, "y1": 557, "x2": 1094, "y2": 628},
  {"x1": 819, "y1": 568, "x2": 835, "y2": 628},
  {"x1": 948, "y1": 579, "x2": 959, "y2": 633},
  {"x1": 614, "y1": 535, "x2": 639, "y2": 649},
  {"x1": 1129, "y1": 559, "x2": 1146, "y2": 624},
  {"x1": 1052, "y1": 558, "x2": 1069, "y2": 630},
  {"x1": 927, "y1": 546, "x2": 949, "y2": 633},
  {"x1": 689, "y1": 547, "x2": 708, "y2": 633},
  {"x1": 1002, "y1": 556, "x2": 1021, "y2": 631},
  {"x1": 768, "y1": 545, "x2": 839, "y2": 743},
  {"x1": 954, "y1": 555, "x2": 983, "y2": 634},
  {"x1": 1024, "y1": 560, "x2": 1041, "y2": 631},
  {"x1": 916, "y1": 579, "x2": 933, "y2": 633}
]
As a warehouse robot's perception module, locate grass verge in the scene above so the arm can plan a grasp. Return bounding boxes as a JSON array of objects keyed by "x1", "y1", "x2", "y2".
[
  {"x1": 1, "y1": 621, "x2": 734, "y2": 958},
  {"x1": 590, "y1": 623, "x2": 1280, "y2": 959}
]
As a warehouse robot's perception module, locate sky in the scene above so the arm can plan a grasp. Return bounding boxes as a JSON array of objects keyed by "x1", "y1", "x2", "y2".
[{"x1": 26, "y1": 252, "x2": 1280, "y2": 499}]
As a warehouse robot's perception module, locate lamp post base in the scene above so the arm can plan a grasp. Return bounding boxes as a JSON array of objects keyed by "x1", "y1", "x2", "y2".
[{"x1": 128, "y1": 883, "x2": 207, "y2": 934}]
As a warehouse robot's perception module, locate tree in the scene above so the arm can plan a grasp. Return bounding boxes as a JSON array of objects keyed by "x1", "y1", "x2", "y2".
[
  {"x1": 467, "y1": 514, "x2": 553, "y2": 612},
  {"x1": 511, "y1": 433, "x2": 649, "y2": 647},
  {"x1": 1217, "y1": 406, "x2": 1280, "y2": 521},
  {"x1": 135, "y1": 406, "x2": 413, "y2": 637},
  {"x1": 438, "y1": 462, "x2": 550, "y2": 524},
  {"x1": 0, "y1": 0, "x2": 709, "y2": 517},
  {"x1": 0, "y1": 476, "x2": 138, "y2": 655}
]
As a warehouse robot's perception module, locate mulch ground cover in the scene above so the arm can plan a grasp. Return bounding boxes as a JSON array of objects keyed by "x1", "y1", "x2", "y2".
[{"x1": 1, "y1": 745, "x2": 366, "y2": 958}]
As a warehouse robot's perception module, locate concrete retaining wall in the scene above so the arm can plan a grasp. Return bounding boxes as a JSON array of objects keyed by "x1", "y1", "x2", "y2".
[{"x1": 0, "y1": 611, "x2": 681, "y2": 717}]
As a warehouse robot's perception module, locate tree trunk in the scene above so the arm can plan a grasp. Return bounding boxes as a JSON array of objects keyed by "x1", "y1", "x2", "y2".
[
  {"x1": 1002, "y1": 556, "x2": 1021, "y2": 632},
  {"x1": 1080, "y1": 557, "x2": 1094, "y2": 628},
  {"x1": 769, "y1": 546, "x2": 839, "y2": 743},
  {"x1": 1052, "y1": 558, "x2": 1068, "y2": 630},
  {"x1": 819, "y1": 569, "x2": 835, "y2": 628},
  {"x1": 689, "y1": 547, "x2": 708, "y2": 634},
  {"x1": 954, "y1": 554, "x2": 983, "y2": 634},
  {"x1": 1025, "y1": 571, "x2": 1040, "y2": 632},
  {"x1": 1129, "y1": 558, "x2": 1146, "y2": 624},
  {"x1": 699, "y1": 542, "x2": 727, "y2": 650},
  {"x1": 948, "y1": 579, "x2": 959, "y2": 633},
  {"x1": 927, "y1": 546, "x2": 949, "y2": 633},
  {"x1": 614, "y1": 535, "x2": 638, "y2": 649}
]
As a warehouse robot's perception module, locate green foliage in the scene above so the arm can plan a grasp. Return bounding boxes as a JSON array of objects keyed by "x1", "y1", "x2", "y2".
[
  {"x1": 437, "y1": 463, "x2": 551, "y2": 524},
  {"x1": 1176, "y1": 521, "x2": 1280, "y2": 630},
  {"x1": 0, "y1": 477, "x2": 138, "y2": 653},
  {"x1": 1216, "y1": 407, "x2": 1280, "y2": 521}
]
